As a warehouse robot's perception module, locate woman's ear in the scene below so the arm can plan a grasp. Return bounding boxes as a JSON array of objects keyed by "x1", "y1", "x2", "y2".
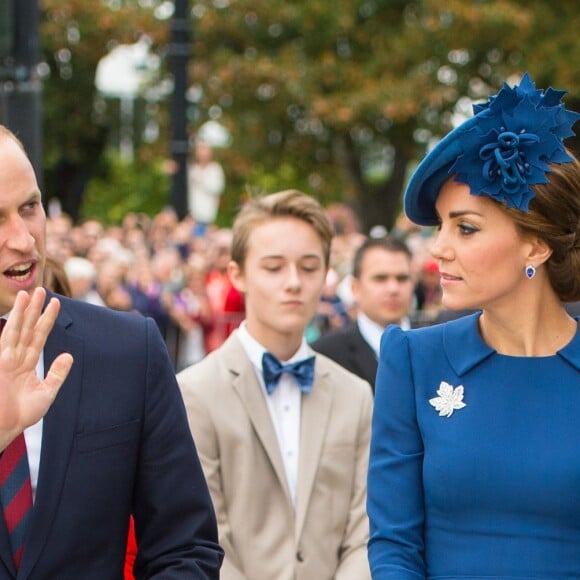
[{"x1": 526, "y1": 235, "x2": 553, "y2": 266}]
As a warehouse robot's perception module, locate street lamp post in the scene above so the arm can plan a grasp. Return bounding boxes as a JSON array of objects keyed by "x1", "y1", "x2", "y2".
[
  {"x1": 0, "y1": 0, "x2": 43, "y2": 179},
  {"x1": 169, "y1": 0, "x2": 190, "y2": 220}
]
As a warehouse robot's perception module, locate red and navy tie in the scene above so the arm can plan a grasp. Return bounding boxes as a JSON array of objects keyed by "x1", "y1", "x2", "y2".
[{"x1": 0, "y1": 433, "x2": 33, "y2": 569}]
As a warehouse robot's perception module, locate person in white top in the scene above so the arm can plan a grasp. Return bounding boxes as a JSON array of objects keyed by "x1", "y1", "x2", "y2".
[
  {"x1": 178, "y1": 189, "x2": 373, "y2": 580},
  {"x1": 187, "y1": 140, "x2": 225, "y2": 232}
]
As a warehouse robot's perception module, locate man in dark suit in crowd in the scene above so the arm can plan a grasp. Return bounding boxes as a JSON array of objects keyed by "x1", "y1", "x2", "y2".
[
  {"x1": 0, "y1": 124, "x2": 223, "y2": 579},
  {"x1": 312, "y1": 236, "x2": 415, "y2": 390}
]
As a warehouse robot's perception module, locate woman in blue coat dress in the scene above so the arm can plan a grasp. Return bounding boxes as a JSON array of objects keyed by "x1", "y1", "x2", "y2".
[{"x1": 367, "y1": 73, "x2": 580, "y2": 579}]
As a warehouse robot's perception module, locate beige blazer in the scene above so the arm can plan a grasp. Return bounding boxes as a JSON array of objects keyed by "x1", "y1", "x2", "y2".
[{"x1": 178, "y1": 332, "x2": 373, "y2": 580}]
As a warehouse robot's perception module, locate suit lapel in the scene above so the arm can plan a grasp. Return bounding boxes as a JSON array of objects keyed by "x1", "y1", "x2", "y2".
[
  {"x1": 294, "y1": 357, "x2": 333, "y2": 541},
  {"x1": 350, "y1": 324, "x2": 378, "y2": 386},
  {"x1": 227, "y1": 337, "x2": 293, "y2": 504},
  {"x1": 0, "y1": 519, "x2": 15, "y2": 577},
  {"x1": 19, "y1": 302, "x2": 84, "y2": 580}
]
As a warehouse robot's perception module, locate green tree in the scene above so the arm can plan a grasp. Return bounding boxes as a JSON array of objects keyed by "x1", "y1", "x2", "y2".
[
  {"x1": 190, "y1": 0, "x2": 579, "y2": 231},
  {"x1": 40, "y1": 0, "x2": 169, "y2": 221},
  {"x1": 38, "y1": 0, "x2": 579, "y2": 229}
]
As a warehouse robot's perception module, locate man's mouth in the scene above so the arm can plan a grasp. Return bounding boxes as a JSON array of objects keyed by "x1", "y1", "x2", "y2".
[{"x1": 4, "y1": 262, "x2": 34, "y2": 281}]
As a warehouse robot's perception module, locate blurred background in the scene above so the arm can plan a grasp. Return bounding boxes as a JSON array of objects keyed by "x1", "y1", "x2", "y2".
[{"x1": 1, "y1": 0, "x2": 578, "y2": 233}]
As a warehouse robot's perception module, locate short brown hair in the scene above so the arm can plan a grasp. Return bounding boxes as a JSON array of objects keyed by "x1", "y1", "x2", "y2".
[
  {"x1": 231, "y1": 189, "x2": 333, "y2": 269},
  {"x1": 504, "y1": 150, "x2": 580, "y2": 302},
  {"x1": 352, "y1": 236, "x2": 412, "y2": 279}
]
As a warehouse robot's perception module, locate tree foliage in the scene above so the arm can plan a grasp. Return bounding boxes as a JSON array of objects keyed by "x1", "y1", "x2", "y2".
[
  {"x1": 40, "y1": 0, "x2": 169, "y2": 220},
  {"x1": 190, "y1": 0, "x2": 579, "y2": 230},
  {"x1": 39, "y1": 0, "x2": 580, "y2": 229}
]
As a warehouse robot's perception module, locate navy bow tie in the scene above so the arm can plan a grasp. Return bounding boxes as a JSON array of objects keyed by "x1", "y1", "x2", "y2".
[{"x1": 262, "y1": 352, "x2": 315, "y2": 395}]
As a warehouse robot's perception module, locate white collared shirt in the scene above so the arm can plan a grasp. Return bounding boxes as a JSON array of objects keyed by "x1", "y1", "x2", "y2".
[
  {"x1": 357, "y1": 312, "x2": 411, "y2": 358},
  {"x1": 236, "y1": 322, "x2": 311, "y2": 507}
]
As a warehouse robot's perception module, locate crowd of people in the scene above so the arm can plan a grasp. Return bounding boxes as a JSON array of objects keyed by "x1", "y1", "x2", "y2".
[{"x1": 42, "y1": 200, "x2": 453, "y2": 373}]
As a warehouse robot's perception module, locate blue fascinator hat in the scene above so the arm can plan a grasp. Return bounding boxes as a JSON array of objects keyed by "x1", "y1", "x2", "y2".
[{"x1": 404, "y1": 73, "x2": 580, "y2": 225}]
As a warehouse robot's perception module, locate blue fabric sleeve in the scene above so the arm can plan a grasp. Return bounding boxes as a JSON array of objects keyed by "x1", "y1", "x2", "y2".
[{"x1": 367, "y1": 325, "x2": 425, "y2": 579}]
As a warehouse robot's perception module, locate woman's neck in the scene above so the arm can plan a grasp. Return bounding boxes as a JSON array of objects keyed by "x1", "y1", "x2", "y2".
[{"x1": 479, "y1": 298, "x2": 576, "y2": 357}]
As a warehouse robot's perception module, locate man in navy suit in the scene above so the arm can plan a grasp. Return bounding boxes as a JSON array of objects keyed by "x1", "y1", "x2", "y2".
[
  {"x1": 0, "y1": 124, "x2": 223, "y2": 579},
  {"x1": 312, "y1": 236, "x2": 415, "y2": 390}
]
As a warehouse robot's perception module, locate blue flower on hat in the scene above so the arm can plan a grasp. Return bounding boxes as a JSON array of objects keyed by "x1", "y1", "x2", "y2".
[{"x1": 450, "y1": 73, "x2": 580, "y2": 211}]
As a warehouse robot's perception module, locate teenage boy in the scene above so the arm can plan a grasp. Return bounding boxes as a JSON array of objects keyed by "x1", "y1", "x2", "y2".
[{"x1": 178, "y1": 190, "x2": 372, "y2": 580}]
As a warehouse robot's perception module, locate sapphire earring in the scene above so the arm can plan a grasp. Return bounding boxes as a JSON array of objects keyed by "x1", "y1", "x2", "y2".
[{"x1": 525, "y1": 264, "x2": 536, "y2": 279}]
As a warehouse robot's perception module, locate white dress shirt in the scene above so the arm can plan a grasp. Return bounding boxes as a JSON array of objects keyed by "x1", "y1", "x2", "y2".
[
  {"x1": 357, "y1": 312, "x2": 411, "y2": 358},
  {"x1": 237, "y1": 322, "x2": 311, "y2": 507}
]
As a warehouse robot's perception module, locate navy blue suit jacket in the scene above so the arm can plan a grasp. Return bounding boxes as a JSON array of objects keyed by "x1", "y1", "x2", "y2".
[{"x1": 0, "y1": 293, "x2": 222, "y2": 579}]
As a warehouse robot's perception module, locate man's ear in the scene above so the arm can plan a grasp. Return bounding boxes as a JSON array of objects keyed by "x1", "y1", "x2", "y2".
[
  {"x1": 350, "y1": 275, "x2": 360, "y2": 305},
  {"x1": 227, "y1": 260, "x2": 246, "y2": 293}
]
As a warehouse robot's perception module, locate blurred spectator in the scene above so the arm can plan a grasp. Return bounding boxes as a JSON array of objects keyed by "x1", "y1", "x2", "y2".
[
  {"x1": 64, "y1": 256, "x2": 105, "y2": 306},
  {"x1": 73, "y1": 218, "x2": 104, "y2": 257},
  {"x1": 414, "y1": 257, "x2": 443, "y2": 322},
  {"x1": 390, "y1": 212, "x2": 422, "y2": 242},
  {"x1": 44, "y1": 255, "x2": 72, "y2": 298},
  {"x1": 95, "y1": 260, "x2": 133, "y2": 311},
  {"x1": 204, "y1": 229, "x2": 242, "y2": 350},
  {"x1": 151, "y1": 246, "x2": 184, "y2": 296},
  {"x1": 126, "y1": 259, "x2": 170, "y2": 336},
  {"x1": 164, "y1": 256, "x2": 214, "y2": 370},
  {"x1": 187, "y1": 140, "x2": 225, "y2": 235},
  {"x1": 308, "y1": 268, "x2": 350, "y2": 342},
  {"x1": 147, "y1": 207, "x2": 179, "y2": 254},
  {"x1": 312, "y1": 236, "x2": 415, "y2": 388}
]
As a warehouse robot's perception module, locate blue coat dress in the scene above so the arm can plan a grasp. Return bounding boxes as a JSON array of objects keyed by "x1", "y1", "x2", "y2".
[{"x1": 367, "y1": 313, "x2": 580, "y2": 579}]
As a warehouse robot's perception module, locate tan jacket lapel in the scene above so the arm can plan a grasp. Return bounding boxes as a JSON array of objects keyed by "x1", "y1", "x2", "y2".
[
  {"x1": 294, "y1": 357, "x2": 333, "y2": 541},
  {"x1": 227, "y1": 337, "x2": 293, "y2": 505}
]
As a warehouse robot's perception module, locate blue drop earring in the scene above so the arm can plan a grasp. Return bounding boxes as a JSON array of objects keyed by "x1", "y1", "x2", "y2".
[{"x1": 525, "y1": 264, "x2": 536, "y2": 279}]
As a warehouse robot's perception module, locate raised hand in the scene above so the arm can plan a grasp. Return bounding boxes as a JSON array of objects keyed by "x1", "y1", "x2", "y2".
[{"x1": 0, "y1": 288, "x2": 73, "y2": 452}]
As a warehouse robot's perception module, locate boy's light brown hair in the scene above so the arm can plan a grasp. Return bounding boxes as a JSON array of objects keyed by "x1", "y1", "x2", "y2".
[{"x1": 231, "y1": 189, "x2": 333, "y2": 270}]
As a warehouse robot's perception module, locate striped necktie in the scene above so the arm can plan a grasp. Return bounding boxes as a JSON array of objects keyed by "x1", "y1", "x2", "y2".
[{"x1": 0, "y1": 319, "x2": 33, "y2": 569}]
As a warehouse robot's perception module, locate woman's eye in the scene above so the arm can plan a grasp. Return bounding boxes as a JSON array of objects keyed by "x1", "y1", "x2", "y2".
[{"x1": 459, "y1": 224, "x2": 478, "y2": 235}]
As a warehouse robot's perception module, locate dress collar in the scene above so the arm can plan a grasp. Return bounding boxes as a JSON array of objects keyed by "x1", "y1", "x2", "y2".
[{"x1": 443, "y1": 314, "x2": 580, "y2": 375}]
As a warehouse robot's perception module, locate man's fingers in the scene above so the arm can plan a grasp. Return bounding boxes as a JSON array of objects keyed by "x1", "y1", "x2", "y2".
[
  {"x1": 29, "y1": 297, "x2": 61, "y2": 349},
  {"x1": 43, "y1": 353, "x2": 74, "y2": 395},
  {"x1": 2, "y1": 288, "x2": 54, "y2": 350},
  {"x1": 1, "y1": 290, "x2": 31, "y2": 342},
  {"x1": 21, "y1": 287, "x2": 47, "y2": 340}
]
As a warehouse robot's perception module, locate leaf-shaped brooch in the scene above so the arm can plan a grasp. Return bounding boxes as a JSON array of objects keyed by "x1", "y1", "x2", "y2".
[{"x1": 429, "y1": 381, "x2": 466, "y2": 417}]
